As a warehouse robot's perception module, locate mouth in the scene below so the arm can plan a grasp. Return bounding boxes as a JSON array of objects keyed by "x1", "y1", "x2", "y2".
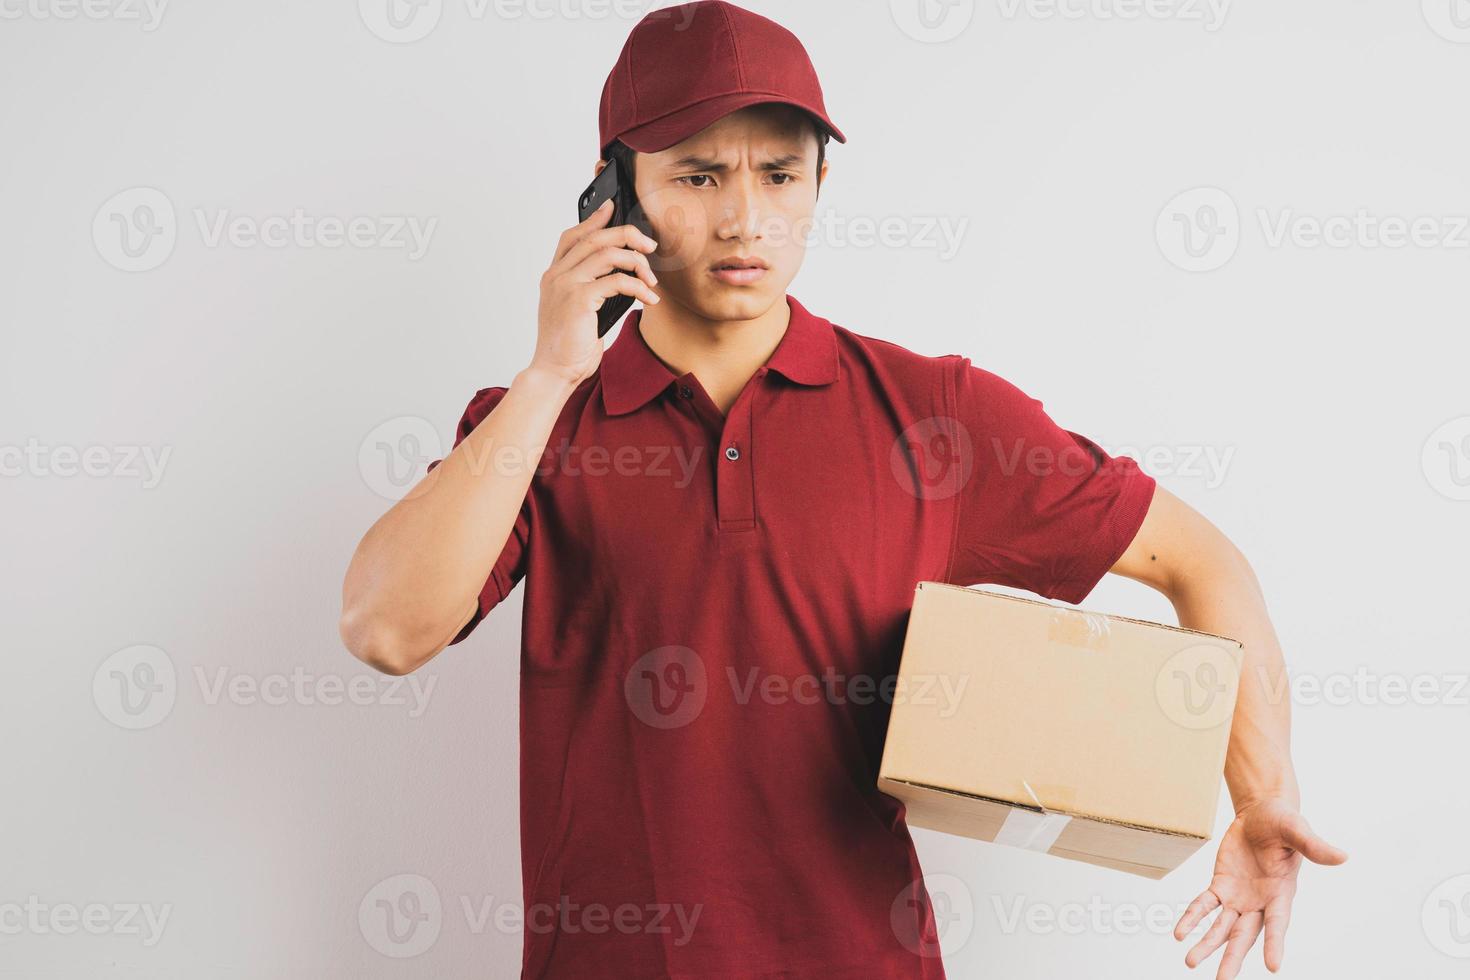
[{"x1": 709, "y1": 256, "x2": 770, "y2": 285}]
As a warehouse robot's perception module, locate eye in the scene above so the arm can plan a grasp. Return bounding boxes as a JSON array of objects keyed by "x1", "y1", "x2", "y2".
[
  {"x1": 771, "y1": 173, "x2": 796, "y2": 185},
  {"x1": 676, "y1": 175, "x2": 715, "y2": 188}
]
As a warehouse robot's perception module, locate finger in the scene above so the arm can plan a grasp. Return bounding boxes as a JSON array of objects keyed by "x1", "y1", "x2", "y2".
[
  {"x1": 1262, "y1": 896, "x2": 1292, "y2": 972},
  {"x1": 1175, "y1": 890, "x2": 1221, "y2": 940},
  {"x1": 1214, "y1": 910, "x2": 1262, "y2": 980},
  {"x1": 1186, "y1": 907, "x2": 1238, "y2": 969},
  {"x1": 554, "y1": 198, "x2": 614, "y2": 262},
  {"x1": 556, "y1": 225, "x2": 660, "y2": 281},
  {"x1": 1281, "y1": 813, "x2": 1349, "y2": 865},
  {"x1": 584, "y1": 273, "x2": 660, "y2": 309},
  {"x1": 569, "y1": 245, "x2": 659, "y2": 289}
]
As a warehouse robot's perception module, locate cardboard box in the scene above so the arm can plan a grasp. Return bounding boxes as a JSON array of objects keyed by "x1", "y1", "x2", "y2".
[{"x1": 877, "y1": 581, "x2": 1244, "y2": 879}]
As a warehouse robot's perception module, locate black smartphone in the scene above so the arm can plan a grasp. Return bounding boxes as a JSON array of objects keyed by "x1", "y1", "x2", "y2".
[{"x1": 577, "y1": 155, "x2": 652, "y2": 338}]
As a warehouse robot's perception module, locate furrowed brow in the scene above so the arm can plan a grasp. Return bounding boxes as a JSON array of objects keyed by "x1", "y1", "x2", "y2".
[{"x1": 666, "y1": 152, "x2": 807, "y2": 173}]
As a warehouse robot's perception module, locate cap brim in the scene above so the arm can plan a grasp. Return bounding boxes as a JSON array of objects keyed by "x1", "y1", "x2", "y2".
[{"x1": 613, "y1": 92, "x2": 846, "y2": 155}]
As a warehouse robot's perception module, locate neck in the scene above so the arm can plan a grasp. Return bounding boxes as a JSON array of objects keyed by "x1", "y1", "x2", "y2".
[{"x1": 636, "y1": 295, "x2": 792, "y2": 415}]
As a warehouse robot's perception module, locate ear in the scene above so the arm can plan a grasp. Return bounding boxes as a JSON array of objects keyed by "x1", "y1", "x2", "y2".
[{"x1": 594, "y1": 159, "x2": 607, "y2": 178}]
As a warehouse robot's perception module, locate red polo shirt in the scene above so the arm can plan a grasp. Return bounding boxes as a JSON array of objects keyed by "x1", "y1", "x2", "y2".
[{"x1": 427, "y1": 294, "x2": 1155, "y2": 978}]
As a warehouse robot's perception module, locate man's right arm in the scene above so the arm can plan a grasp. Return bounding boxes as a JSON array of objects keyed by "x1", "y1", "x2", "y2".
[
  {"x1": 338, "y1": 366, "x2": 578, "y2": 675},
  {"x1": 338, "y1": 191, "x2": 661, "y2": 675}
]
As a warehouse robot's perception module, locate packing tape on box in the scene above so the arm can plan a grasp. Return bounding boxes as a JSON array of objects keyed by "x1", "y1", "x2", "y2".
[
  {"x1": 995, "y1": 807, "x2": 1072, "y2": 853},
  {"x1": 1047, "y1": 608, "x2": 1112, "y2": 652},
  {"x1": 993, "y1": 778, "x2": 1072, "y2": 854}
]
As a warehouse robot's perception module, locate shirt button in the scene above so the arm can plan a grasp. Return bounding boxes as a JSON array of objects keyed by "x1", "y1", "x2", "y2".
[
  {"x1": 679, "y1": 385, "x2": 693, "y2": 399},
  {"x1": 725, "y1": 446, "x2": 740, "y2": 461}
]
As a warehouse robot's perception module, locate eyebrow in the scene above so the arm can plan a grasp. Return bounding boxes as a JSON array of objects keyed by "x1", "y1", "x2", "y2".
[{"x1": 663, "y1": 152, "x2": 807, "y2": 172}]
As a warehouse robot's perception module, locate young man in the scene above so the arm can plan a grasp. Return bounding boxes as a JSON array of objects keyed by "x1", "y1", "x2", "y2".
[{"x1": 340, "y1": 3, "x2": 1346, "y2": 977}]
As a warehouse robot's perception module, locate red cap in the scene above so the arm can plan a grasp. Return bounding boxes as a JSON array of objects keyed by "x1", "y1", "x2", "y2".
[{"x1": 598, "y1": 0, "x2": 846, "y2": 158}]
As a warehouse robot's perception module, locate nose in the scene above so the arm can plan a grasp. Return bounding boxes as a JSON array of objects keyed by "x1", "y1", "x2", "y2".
[{"x1": 714, "y1": 178, "x2": 763, "y2": 243}]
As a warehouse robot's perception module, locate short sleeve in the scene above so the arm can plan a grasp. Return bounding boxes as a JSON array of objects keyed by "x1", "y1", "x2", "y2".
[
  {"x1": 943, "y1": 357, "x2": 1156, "y2": 604},
  {"x1": 426, "y1": 386, "x2": 532, "y2": 645}
]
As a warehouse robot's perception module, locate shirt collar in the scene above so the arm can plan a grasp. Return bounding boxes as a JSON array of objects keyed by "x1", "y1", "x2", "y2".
[{"x1": 599, "y1": 294, "x2": 840, "y2": 417}]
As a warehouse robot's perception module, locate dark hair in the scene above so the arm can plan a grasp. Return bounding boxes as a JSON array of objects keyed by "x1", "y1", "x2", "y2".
[{"x1": 604, "y1": 114, "x2": 829, "y2": 197}]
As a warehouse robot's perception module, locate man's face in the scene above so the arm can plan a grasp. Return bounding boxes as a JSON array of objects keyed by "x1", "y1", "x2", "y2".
[{"x1": 600, "y1": 104, "x2": 828, "y2": 324}]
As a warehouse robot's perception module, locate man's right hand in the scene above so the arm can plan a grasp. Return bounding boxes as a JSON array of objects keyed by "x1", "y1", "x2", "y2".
[{"x1": 533, "y1": 198, "x2": 661, "y2": 387}]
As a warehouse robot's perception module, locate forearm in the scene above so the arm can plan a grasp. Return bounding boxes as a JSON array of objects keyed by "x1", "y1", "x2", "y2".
[
  {"x1": 339, "y1": 364, "x2": 577, "y2": 672},
  {"x1": 1165, "y1": 547, "x2": 1300, "y2": 813}
]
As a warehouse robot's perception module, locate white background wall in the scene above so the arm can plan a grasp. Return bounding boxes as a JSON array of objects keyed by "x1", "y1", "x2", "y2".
[{"x1": 2, "y1": 0, "x2": 1467, "y2": 977}]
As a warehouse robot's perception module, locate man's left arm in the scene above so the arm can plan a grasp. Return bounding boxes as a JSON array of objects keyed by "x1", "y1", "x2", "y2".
[{"x1": 1110, "y1": 484, "x2": 1349, "y2": 979}]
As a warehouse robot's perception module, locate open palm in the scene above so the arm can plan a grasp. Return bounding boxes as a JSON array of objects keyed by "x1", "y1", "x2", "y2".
[{"x1": 1173, "y1": 797, "x2": 1348, "y2": 979}]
